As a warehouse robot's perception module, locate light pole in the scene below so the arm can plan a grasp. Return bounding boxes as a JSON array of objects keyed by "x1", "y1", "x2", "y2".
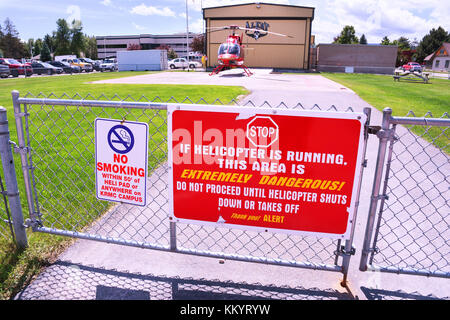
[{"x1": 186, "y1": 0, "x2": 190, "y2": 71}]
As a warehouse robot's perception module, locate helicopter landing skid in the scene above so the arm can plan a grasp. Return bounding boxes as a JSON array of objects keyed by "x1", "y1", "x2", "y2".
[{"x1": 209, "y1": 64, "x2": 253, "y2": 76}]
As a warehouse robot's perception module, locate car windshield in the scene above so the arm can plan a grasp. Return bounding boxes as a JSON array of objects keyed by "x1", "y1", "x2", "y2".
[
  {"x1": 7, "y1": 59, "x2": 20, "y2": 64},
  {"x1": 42, "y1": 63, "x2": 53, "y2": 68},
  {"x1": 218, "y1": 43, "x2": 240, "y2": 55},
  {"x1": 73, "y1": 59, "x2": 81, "y2": 63},
  {"x1": 103, "y1": 60, "x2": 114, "y2": 63}
]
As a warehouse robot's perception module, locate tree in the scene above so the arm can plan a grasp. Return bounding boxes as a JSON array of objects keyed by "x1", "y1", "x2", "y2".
[
  {"x1": 33, "y1": 38, "x2": 43, "y2": 56},
  {"x1": 155, "y1": 44, "x2": 177, "y2": 59},
  {"x1": 380, "y1": 36, "x2": 391, "y2": 45},
  {"x1": 190, "y1": 34, "x2": 205, "y2": 53},
  {"x1": 168, "y1": 48, "x2": 177, "y2": 60},
  {"x1": 0, "y1": 18, "x2": 26, "y2": 58},
  {"x1": 127, "y1": 43, "x2": 142, "y2": 50},
  {"x1": 40, "y1": 42, "x2": 52, "y2": 61},
  {"x1": 333, "y1": 25, "x2": 359, "y2": 44},
  {"x1": 54, "y1": 18, "x2": 71, "y2": 55},
  {"x1": 84, "y1": 36, "x2": 98, "y2": 59},
  {"x1": 359, "y1": 34, "x2": 367, "y2": 45},
  {"x1": 415, "y1": 26, "x2": 450, "y2": 62},
  {"x1": 44, "y1": 34, "x2": 55, "y2": 54},
  {"x1": 393, "y1": 36, "x2": 411, "y2": 50},
  {"x1": 70, "y1": 20, "x2": 85, "y2": 57},
  {"x1": 391, "y1": 37, "x2": 413, "y2": 66}
]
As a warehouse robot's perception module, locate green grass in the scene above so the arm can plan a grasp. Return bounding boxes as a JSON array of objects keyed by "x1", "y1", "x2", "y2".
[
  {"x1": 0, "y1": 71, "x2": 248, "y2": 300},
  {"x1": 322, "y1": 73, "x2": 450, "y2": 150}
]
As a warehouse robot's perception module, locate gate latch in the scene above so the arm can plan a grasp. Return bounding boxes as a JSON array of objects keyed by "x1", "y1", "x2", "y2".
[
  {"x1": 367, "y1": 125, "x2": 381, "y2": 135},
  {"x1": 9, "y1": 140, "x2": 29, "y2": 155},
  {"x1": 335, "y1": 245, "x2": 356, "y2": 257}
]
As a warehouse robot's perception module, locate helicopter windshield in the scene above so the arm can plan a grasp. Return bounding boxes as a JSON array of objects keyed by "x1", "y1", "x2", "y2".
[{"x1": 218, "y1": 43, "x2": 240, "y2": 56}]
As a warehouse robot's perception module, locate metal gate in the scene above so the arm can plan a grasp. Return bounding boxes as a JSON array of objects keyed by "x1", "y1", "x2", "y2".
[
  {"x1": 11, "y1": 90, "x2": 370, "y2": 285},
  {"x1": 0, "y1": 106, "x2": 27, "y2": 249},
  {"x1": 360, "y1": 108, "x2": 450, "y2": 278},
  {"x1": 10, "y1": 90, "x2": 449, "y2": 283}
]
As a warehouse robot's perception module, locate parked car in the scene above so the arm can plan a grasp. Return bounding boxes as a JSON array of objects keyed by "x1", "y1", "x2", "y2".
[
  {"x1": 79, "y1": 58, "x2": 101, "y2": 71},
  {"x1": 44, "y1": 62, "x2": 63, "y2": 74},
  {"x1": 168, "y1": 58, "x2": 202, "y2": 69},
  {"x1": 48, "y1": 61, "x2": 81, "y2": 73},
  {"x1": 31, "y1": 61, "x2": 63, "y2": 75},
  {"x1": 0, "y1": 64, "x2": 10, "y2": 78},
  {"x1": 99, "y1": 59, "x2": 118, "y2": 72},
  {"x1": 0, "y1": 58, "x2": 33, "y2": 77},
  {"x1": 62, "y1": 58, "x2": 93, "y2": 72},
  {"x1": 402, "y1": 62, "x2": 422, "y2": 72}
]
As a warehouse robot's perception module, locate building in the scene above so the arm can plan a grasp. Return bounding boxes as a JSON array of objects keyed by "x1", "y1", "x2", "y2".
[
  {"x1": 315, "y1": 44, "x2": 398, "y2": 74},
  {"x1": 203, "y1": 2, "x2": 314, "y2": 70},
  {"x1": 96, "y1": 33, "x2": 199, "y2": 60},
  {"x1": 424, "y1": 43, "x2": 450, "y2": 71}
]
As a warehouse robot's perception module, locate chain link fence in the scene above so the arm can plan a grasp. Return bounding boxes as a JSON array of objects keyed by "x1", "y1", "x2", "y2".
[
  {"x1": 361, "y1": 109, "x2": 449, "y2": 278},
  {"x1": 12, "y1": 91, "x2": 366, "y2": 279},
  {"x1": 0, "y1": 173, "x2": 15, "y2": 243},
  {"x1": 12, "y1": 91, "x2": 449, "y2": 280}
]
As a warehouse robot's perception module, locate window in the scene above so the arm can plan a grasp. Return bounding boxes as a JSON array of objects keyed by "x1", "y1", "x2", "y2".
[
  {"x1": 218, "y1": 43, "x2": 240, "y2": 56},
  {"x1": 435, "y1": 60, "x2": 440, "y2": 68},
  {"x1": 445, "y1": 60, "x2": 450, "y2": 69}
]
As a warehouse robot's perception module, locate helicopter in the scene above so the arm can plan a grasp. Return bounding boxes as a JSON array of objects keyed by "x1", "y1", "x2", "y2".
[{"x1": 207, "y1": 25, "x2": 292, "y2": 76}]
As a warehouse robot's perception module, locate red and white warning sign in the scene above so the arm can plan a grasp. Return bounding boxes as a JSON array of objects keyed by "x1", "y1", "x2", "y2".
[
  {"x1": 95, "y1": 118, "x2": 148, "y2": 206},
  {"x1": 168, "y1": 105, "x2": 366, "y2": 239}
]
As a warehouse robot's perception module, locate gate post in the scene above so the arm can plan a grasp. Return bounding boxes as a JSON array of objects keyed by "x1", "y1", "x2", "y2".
[
  {"x1": 359, "y1": 108, "x2": 392, "y2": 271},
  {"x1": 0, "y1": 106, "x2": 28, "y2": 249},
  {"x1": 340, "y1": 107, "x2": 371, "y2": 286},
  {"x1": 11, "y1": 90, "x2": 38, "y2": 228}
]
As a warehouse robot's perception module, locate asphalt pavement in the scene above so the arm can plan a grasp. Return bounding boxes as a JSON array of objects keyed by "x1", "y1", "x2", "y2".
[{"x1": 15, "y1": 69, "x2": 449, "y2": 300}]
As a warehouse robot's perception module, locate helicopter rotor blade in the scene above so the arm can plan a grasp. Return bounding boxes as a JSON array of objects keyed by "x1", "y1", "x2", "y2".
[
  {"x1": 237, "y1": 27, "x2": 293, "y2": 38},
  {"x1": 206, "y1": 25, "x2": 293, "y2": 38}
]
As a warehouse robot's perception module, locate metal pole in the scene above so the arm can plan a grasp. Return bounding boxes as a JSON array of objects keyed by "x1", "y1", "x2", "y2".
[
  {"x1": 169, "y1": 220, "x2": 177, "y2": 251},
  {"x1": 341, "y1": 107, "x2": 371, "y2": 286},
  {"x1": 0, "y1": 106, "x2": 28, "y2": 249},
  {"x1": 12, "y1": 91, "x2": 37, "y2": 228},
  {"x1": 186, "y1": 0, "x2": 190, "y2": 71},
  {"x1": 359, "y1": 107, "x2": 392, "y2": 271}
]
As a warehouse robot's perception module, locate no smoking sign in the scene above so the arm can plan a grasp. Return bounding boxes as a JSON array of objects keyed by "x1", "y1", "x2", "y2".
[{"x1": 95, "y1": 118, "x2": 149, "y2": 206}]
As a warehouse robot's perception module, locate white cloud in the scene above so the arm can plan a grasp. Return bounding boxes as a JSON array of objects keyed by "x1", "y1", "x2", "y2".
[
  {"x1": 190, "y1": 18, "x2": 204, "y2": 33},
  {"x1": 66, "y1": 5, "x2": 81, "y2": 23},
  {"x1": 100, "y1": 0, "x2": 112, "y2": 6},
  {"x1": 313, "y1": 0, "x2": 450, "y2": 43},
  {"x1": 130, "y1": 4, "x2": 176, "y2": 17},
  {"x1": 132, "y1": 22, "x2": 147, "y2": 31}
]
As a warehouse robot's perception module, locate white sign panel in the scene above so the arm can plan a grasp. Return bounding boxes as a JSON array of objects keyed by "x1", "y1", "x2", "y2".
[{"x1": 95, "y1": 118, "x2": 148, "y2": 206}]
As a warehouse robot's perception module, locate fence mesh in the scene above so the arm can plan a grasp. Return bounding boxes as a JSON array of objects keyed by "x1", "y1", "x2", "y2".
[
  {"x1": 0, "y1": 173, "x2": 14, "y2": 243},
  {"x1": 369, "y1": 112, "x2": 449, "y2": 275},
  {"x1": 20, "y1": 92, "x2": 359, "y2": 271}
]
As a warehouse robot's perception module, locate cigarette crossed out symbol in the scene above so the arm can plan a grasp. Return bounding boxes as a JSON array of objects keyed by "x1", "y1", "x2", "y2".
[{"x1": 107, "y1": 125, "x2": 135, "y2": 154}]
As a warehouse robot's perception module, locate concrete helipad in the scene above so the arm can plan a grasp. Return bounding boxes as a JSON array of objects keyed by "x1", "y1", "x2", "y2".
[
  {"x1": 16, "y1": 69, "x2": 449, "y2": 301},
  {"x1": 93, "y1": 69, "x2": 362, "y2": 111}
]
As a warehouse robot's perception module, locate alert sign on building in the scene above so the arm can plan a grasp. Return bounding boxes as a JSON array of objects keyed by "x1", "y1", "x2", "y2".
[
  {"x1": 95, "y1": 118, "x2": 148, "y2": 206},
  {"x1": 168, "y1": 105, "x2": 367, "y2": 239}
]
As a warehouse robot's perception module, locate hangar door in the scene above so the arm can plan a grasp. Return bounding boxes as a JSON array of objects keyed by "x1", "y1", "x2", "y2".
[{"x1": 207, "y1": 18, "x2": 309, "y2": 69}]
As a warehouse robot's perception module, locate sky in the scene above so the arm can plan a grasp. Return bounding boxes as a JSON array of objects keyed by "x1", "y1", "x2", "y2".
[{"x1": 0, "y1": 0, "x2": 449, "y2": 44}]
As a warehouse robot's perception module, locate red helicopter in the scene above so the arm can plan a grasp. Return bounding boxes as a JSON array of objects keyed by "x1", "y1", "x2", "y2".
[{"x1": 207, "y1": 25, "x2": 292, "y2": 76}]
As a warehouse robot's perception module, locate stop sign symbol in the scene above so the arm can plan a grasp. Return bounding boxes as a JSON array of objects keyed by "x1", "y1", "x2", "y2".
[{"x1": 246, "y1": 116, "x2": 279, "y2": 148}]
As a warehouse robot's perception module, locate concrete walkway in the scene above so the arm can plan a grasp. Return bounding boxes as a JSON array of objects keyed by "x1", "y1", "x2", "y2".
[{"x1": 16, "y1": 69, "x2": 449, "y2": 300}]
